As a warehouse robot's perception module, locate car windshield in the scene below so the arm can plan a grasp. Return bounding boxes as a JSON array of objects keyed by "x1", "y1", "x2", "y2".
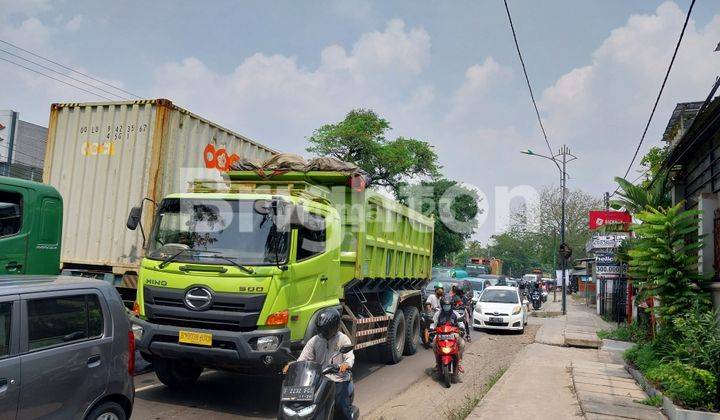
[
  {"x1": 480, "y1": 289, "x2": 519, "y2": 304},
  {"x1": 465, "y1": 280, "x2": 485, "y2": 291},
  {"x1": 146, "y1": 198, "x2": 289, "y2": 265}
]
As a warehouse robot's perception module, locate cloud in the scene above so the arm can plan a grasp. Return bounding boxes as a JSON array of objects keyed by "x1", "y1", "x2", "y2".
[
  {"x1": 152, "y1": 19, "x2": 433, "y2": 153},
  {"x1": 65, "y1": 15, "x2": 83, "y2": 31},
  {"x1": 539, "y1": 1, "x2": 720, "y2": 190}
]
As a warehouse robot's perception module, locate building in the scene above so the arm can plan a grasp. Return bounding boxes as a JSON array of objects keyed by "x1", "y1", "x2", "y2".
[
  {"x1": 660, "y1": 84, "x2": 720, "y2": 313},
  {"x1": 0, "y1": 110, "x2": 47, "y2": 181}
]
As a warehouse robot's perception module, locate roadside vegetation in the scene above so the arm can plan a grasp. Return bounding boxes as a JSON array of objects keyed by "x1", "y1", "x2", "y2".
[
  {"x1": 445, "y1": 366, "x2": 508, "y2": 420},
  {"x1": 611, "y1": 162, "x2": 720, "y2": 412}
]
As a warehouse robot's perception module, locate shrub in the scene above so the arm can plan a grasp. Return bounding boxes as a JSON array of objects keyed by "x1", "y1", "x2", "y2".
[
  {"x1": 625, "y1": 343, "x2": 661, "y2": 372},
  {"x1": 645, "y1": 361, "x2": 716, "y2": 411},
  {"x1": 597, "y1": 322, "x2": 649, "y2": 343}
]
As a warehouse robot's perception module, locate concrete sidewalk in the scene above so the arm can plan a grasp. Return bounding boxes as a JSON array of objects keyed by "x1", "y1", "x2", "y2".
[{"x1": 468, "y1": 296, "x2": 659, "y2": 420}]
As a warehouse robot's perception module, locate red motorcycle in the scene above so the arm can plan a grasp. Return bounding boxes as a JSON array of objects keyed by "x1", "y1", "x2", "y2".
[{"x1": 434, "y1": 323, "x2": 461, "y2": 388}]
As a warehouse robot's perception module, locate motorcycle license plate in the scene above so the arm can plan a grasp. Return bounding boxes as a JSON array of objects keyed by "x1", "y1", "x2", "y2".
[
  {"x1": 281, "y1": 386, "x2": 314, "y2": 402},
  {"x1": 489, "y1": 317, "x2": 503, "y2": 323},
  {"x1": 438, "y1": 334, "x2": 454, "y2": 340}
]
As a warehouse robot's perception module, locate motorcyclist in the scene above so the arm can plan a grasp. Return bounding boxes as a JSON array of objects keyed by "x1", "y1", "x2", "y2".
[
  {"x1": 457, "y1": 280, "x2": 474, "y2": 342},
  {"x1": 425, "y1": 282, "x2": 444, "y2": 313},
  {"x1": 432, "y1": 295, "x2": 466, "y2": 371},
  {"x1": 292, "y1": 309, "x2": 355, "y2": 419}
]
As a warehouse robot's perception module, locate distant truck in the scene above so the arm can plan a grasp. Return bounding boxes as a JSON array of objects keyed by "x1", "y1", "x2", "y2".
[
  {"x1": 127, "y1": 168, "x2": 434, "y2": 387},
  {"x1": 0, "y1": 176, "x2": 62, "y2": 275},
  {"x1": 42, "y1": 99, "x2": 276, "y2": 302},
  {"x1": 466, "y1": 257, "x2": 503, "y2": 276}
]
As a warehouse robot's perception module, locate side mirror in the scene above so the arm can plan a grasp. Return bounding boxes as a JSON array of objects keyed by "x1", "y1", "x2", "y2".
[
  {"x1": 339, "y1": 345, "x2": 353, "y2": 354},
  {"x1": 126, "y1": 206, "x2": 142, "y2": 230}
]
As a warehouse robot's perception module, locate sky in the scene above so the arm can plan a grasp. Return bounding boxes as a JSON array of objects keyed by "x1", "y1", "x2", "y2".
[{"x1": 1, "y1": 0, "x2": 719, "y2": 241}]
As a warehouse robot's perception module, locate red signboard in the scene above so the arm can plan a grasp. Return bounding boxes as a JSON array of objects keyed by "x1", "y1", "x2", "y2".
[{"x1": 589, "y1": 210, "x2": 632, "y2": 230}]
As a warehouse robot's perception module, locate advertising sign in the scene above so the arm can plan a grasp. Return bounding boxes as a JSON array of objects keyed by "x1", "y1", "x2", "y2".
[
  {"x1": 595, "y1": 252, "x2": 626, "y2": 278},
  {"x1": 586, "y1": 233, "x2": 628, "y2": 252},
  {"x1": 589, "y1": 210, "x2": 632, "y2": 230}
]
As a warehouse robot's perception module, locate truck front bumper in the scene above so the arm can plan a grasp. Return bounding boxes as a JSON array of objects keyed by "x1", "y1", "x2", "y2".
[{"x1": 130, "y1": 316, "x2": 292, "y2": 371}]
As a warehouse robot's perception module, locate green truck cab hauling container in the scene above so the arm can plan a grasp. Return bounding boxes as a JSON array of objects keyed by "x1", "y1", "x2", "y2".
[
  {"x1": 0, "y1": 176, "x2": 62, "y2": 275},
  {"x1": 128, "y1": 170, "x2": 433, "y2": 386}
]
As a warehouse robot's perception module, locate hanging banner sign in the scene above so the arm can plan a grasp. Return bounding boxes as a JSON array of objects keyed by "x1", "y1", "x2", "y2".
[
  {"x1": 586, "y1": 233, "x2": 628, "y2": 252},
  {"x1": 595, "y1": 252, "x2": 626, "y2": 278},
  {"x1": 589, "y1": 210, "x2": 632, "y2": 230}
]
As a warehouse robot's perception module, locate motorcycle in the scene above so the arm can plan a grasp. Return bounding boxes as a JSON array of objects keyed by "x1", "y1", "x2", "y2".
[
  {"x1": 278, "y1": 345, "x2": 359, "y2": 420},
  {"x1": 530, "y1": 289, "x2": 542, "y2": 310},
  {"x1": 434, "y1": 323, "x2": 461, "y2": 388}
]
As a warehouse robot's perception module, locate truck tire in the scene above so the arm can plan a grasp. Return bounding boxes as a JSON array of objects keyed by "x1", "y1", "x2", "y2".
[
  {"x1": 381, "y1": 310, "x2": 406, "y2": 364},
  {"x1": 402, "y1": 306, "x2": 420, "y2": 356},
  {"x1": 154, "y1": 357, "x2": 203, "y2": 389}
]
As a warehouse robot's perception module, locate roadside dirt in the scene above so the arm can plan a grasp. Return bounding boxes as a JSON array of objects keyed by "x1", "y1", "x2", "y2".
[{"x1": 367, "y1": 325, "x2": 539, "y2": 420}]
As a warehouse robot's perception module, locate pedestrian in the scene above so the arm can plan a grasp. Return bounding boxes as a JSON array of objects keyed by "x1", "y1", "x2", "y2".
[{"x1": 458, "y1": 280, "x2": 474, "y2": 342}]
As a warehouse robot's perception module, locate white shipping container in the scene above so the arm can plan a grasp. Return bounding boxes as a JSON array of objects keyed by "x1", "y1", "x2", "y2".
[{"x1": 43, "y1": 99, "x2": 277, "y2": 287}]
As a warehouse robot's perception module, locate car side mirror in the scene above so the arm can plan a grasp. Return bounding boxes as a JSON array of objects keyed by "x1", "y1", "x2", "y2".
[
  {"x1": 339, "y1": 345, "x2": 353, "y2": 354},
  {"x1": 126, "y1": 206, "x2": 142, "y2": 230}
]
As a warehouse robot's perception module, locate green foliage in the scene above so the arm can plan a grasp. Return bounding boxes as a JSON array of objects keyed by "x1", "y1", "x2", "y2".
[
  {"x1": 597, "y1": 322, "x2": 649, "y2": 343},
  {"x1": 628, "y1": 203, "x2": 710, "y2": 325},
  {"x1": 400, "y1": 179, "x2": 479, "y2": 264},
  {"x1": 665, "y1": 308, "x2": 720, "y2": 385},
  {"x1": 625, "y1": 343, "x2": 661, "y2": 372},
  {"x1": 645, "y1": 361, "x2": 716, "y2": 411},
  {"x1": 610, "y1": 172, "x2": 670, "y2": 214},
  {"x1": 640, "y1": 146, "x2": 670, "y2": 182},
  {"x1": 637, "y1": 395, "x2": 663, "y2": 407},
  {"x1": 306, "y1": 109, "x2": 440, "y2": 197}
]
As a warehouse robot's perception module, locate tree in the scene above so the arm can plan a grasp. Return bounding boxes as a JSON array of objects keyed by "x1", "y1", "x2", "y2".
[
  {"x1": 307, "y1": 109, "x2": 440, "y2": 197},
  {"x1": 400, "y1": 179, "x2": 480, "y2": 264},
  {"x1": 639, "y1": 146, "x2": 670, "y2": 182},
  {"x1": 611, "y1": 172, "x2": 670, "y2": 214}
]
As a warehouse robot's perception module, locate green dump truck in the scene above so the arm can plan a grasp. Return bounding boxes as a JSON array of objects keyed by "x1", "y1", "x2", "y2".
[
  {"x1": 128, "y1": 169, "x2": 434, "y2": 386},
  {"x1": 0, "y1": 176, "x2": 63, "y2": 275}
]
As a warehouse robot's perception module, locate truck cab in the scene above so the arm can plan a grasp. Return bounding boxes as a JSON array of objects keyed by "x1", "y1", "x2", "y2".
[{"x1": 0, "y1": 176, "x2": 62, "y2": 275}]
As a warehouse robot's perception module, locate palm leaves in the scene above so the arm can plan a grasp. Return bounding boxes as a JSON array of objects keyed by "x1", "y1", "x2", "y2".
[
  {"x1": 611, "y1": 171, "x2": 670, "y2": 213},
  {"x1": 628, "y1": 203, "x2": 711, "y2": 324}
]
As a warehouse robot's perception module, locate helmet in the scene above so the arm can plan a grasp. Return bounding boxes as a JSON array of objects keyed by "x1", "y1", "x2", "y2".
[
  {"x1": 433, "y1": 282, "x2": 444, "y2": 290},
  {"x1": 316, "y1": 308, "x2": 341, "y2": 340},
  {"x1": 440, "y1": 295, "x2": 453, "y2": 313}
]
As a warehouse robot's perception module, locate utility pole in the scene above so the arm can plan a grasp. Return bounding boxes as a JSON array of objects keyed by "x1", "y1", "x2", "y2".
[{"x1": 522, "y1": 145, "x2": 577, "y2": 315}]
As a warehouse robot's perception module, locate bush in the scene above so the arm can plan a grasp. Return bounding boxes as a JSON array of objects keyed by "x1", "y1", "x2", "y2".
[
  {"x1": 645, "y1": 361, "x2": 716, "y2": 411},
  {"x1": 598, "y1": 322, "x2": 649, "y2": 343},
  {"x1": 625, "y1": 343, "x2": 661, "y2": 372}
]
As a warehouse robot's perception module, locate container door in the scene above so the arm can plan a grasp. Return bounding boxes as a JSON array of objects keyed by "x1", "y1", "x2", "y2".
[
  {"x1": 18, "y1": 292, "x2": 111, "y2": 419},
  {"x1": 0, "y1": 298, "x2": 20, "y2": 420},
  {"x1": 0, "y1": 187, "x2": 28, "y2": 275}
]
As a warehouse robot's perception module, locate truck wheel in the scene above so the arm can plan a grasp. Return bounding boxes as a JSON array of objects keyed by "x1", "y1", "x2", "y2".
[
  {"x1": 154, "y1": 357, "x2": 202, "y2": 389},
  {"x1": 381, "y1": 310, "x2": 406, "y2": 364},
  {"x1": 402, "y1": 306, "x2": 420, "y2": 356}
]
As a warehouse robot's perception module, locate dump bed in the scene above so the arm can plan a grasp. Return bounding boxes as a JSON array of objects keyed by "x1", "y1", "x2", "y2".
[{"x1": 225, "y1": 170, "x2": 434, "y2": 284}]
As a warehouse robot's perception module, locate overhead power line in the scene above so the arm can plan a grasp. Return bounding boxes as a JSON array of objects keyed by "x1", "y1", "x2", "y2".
[
  {"x1": 0, "y1": 56, "x2": 114, "y2": 100},
  {"x1": 0, "y1": 38, "x2": 143, "y2": 100},
  {"x1": 503, "y1": 0, "x2": 560, "y2": 172},
  {"x1": 0, "y1": 47, "x2": 127, "y2": 100},
  {"x1": 617, "y1": 0, "x2": 696, "y2": 184}
]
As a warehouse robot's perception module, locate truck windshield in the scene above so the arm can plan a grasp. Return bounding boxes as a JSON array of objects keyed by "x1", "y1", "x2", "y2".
[{"x1": 146, "y1": 198, "x2": 289, "y2": 265}]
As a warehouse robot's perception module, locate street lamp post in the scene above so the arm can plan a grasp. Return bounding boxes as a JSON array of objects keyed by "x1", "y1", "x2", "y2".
[{"x1": 522, "y1": 146, "x2": 577, "y2": 315}]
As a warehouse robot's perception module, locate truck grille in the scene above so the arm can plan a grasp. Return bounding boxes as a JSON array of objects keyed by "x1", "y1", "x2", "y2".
[{"x1": 143, "y1": 286, "x2": 265, "y2": 331}]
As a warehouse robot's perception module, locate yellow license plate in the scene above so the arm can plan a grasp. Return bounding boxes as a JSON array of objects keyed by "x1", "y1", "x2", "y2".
[{"x1": 178, "y1": 331, "x2": 212, "y2": 346}]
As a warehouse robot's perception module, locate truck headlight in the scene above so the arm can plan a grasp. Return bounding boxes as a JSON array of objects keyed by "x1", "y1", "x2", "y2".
[
  {"x1": 256, "y1": 336, "x2": 280, "y2": 352},
  {"x1": 131, "y1": 323, "x2": 144, "y2": 340}
]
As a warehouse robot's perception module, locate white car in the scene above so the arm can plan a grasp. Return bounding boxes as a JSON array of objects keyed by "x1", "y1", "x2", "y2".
[{"x1": 473, "y1": 286, "x2": 528, "y2": 333}]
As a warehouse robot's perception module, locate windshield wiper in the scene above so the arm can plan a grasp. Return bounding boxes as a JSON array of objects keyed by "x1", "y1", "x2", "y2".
[{"x1": 157, "y1": 249, "x2": 254, "y2": 274}]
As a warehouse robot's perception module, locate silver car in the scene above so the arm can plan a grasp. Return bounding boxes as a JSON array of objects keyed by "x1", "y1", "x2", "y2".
[{"x1": 0, "y1": 276, "x2": 134, "y2": 419}]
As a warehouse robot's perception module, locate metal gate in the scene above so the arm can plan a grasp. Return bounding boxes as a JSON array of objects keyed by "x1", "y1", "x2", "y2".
[{"x1": 612, "y1": 278, "x2": 627, "y2": 323}]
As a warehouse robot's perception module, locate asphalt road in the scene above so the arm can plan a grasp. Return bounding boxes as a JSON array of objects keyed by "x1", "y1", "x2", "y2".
[{"x1": 131, "y1": 327, "x2": 537, "y2": 419}]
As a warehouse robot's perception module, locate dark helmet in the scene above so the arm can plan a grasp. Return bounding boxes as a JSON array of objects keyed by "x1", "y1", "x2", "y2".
[
  {"x1": 440, "y1": 295, "x2": 453, "y2": 314},
  {"x1": 316, "y1": 308, "x2": 341, "y2": 340}
]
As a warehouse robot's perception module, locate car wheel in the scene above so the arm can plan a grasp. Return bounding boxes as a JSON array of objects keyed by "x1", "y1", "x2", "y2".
[
  {"x1": 380, "y1": 310, "x2": 406, "y2": 364},
  {"x1": 86, "y1": 401, "x2": 126, "y2": 420},
  {"x1": 154, "y1": 357, "x2": 203, "y2": 389},
  {"x1": 402, "y1": 306, "x2": 420, "y2": 356}
]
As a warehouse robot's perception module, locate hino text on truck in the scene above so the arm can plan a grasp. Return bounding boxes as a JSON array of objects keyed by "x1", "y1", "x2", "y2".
[{"x1": 127, "y1": 156, "x2": 434, "y2": 387}]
